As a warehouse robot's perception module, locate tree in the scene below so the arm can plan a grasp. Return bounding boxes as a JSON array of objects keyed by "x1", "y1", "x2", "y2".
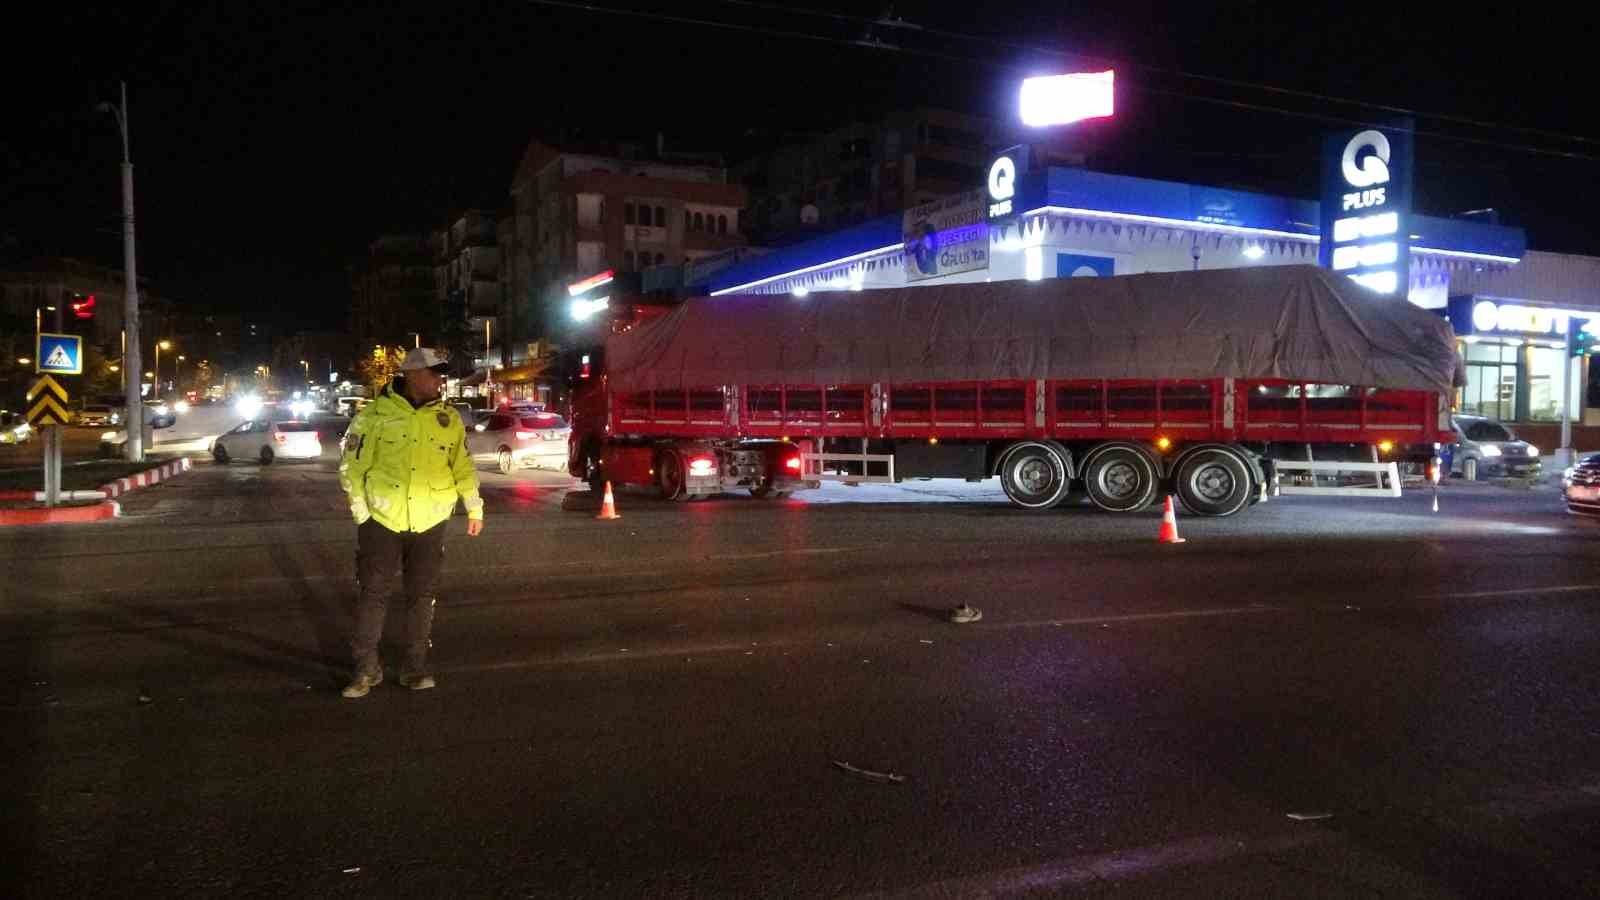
[{"x1": 358, "y1": 345, "x2": 405, "y2": 390}]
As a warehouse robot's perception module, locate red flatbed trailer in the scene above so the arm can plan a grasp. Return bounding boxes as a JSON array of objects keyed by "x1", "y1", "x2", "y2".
[{"x1": 568, "y1": 266, "x2": 1456, "y2": 515}]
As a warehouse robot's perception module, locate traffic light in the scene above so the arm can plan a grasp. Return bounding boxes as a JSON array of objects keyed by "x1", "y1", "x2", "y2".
[
  {"x1": 68, "y1": 291, "x2": 96, "y2": 320},
  {"x1": 1569, "y1": 323, "x2": 1597, "y2": 358}
]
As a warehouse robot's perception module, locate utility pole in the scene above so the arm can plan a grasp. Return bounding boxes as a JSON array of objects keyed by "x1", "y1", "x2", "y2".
[{"x1": 101, "y1": 82, "x2": 143, "y2": 462}]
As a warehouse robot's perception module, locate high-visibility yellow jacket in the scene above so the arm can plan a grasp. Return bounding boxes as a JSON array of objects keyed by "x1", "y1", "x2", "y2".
[{"x1": 339, "y1": 384, "x2": 483, "y2": 532}]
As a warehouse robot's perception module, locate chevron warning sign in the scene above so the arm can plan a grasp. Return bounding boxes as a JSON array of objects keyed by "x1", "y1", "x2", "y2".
[{"x1": 26, "y1": 374, "x2": 71, "y2": 426}]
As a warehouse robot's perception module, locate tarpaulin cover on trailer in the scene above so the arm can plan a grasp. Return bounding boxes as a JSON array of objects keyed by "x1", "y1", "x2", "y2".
[{"x1": 606, "y1": 265, "x2": 1464, "y2": 395}]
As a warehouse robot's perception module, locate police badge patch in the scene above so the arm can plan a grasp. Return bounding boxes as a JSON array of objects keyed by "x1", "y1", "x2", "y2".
[{"x1": 436, "y1": 412, "x2": 450, "y2": 428}]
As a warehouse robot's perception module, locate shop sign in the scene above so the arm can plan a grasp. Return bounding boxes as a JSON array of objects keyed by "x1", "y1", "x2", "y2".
[
  {"x1": 1019, "y1": 71, "x2": 1115, "y2": 127},
  {"x1": 903, "y1": 189, "x2": 989, "y2": 282},
  {"x1": 1319, "y1": 124, "x2": 1413, "y2": 296},
  {"x1": 1448, "y1": 296, "x2": 1598, "y2": 337},
  {"x1": 987, "y1": 146, "x2": 1028, "y2": 221}
]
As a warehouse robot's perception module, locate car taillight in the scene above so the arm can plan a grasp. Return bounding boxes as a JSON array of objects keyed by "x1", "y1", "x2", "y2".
[
  {"x1": 784, "y1": 455, "x2": 802, "y2": 472},
  {"x1": 515, "y1": 430, "x2": 537, "y2": 440},
  {"x1": 273, "y1": 432, "x2": 286, "y2": 444},
  {"x1": 688, "y1": 456, "x2": 715, "y2": 477}
]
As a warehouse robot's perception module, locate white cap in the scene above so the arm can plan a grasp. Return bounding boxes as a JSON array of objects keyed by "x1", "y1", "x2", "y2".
[{"x1": 399, "y1": 347, "x2": 449, "y2": 371}]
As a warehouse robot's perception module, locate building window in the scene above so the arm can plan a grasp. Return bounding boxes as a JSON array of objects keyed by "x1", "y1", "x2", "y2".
[
  {"x1": 717, "y1": 215, "x2": 728, "y2": 235},
  {"x1": 624, "y1": 203, "x2": 636, "y2": 226},
  {"x1": 654, "y1": 206, "x2": 666, "y2": 227},
  {"x1": 693, "y1": 212, "x2": 704, "y2": 231},
  {"x1": 1462, "y1": 341, "x2": 1518, "y2": 420},
  {"x1": 1526, "y1": 344, "x2": 1568, "y2": 421}
]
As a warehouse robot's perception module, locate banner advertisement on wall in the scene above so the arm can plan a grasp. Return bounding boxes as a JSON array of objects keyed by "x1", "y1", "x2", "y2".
[{"x1": 903, "y1": 188, "x2": 989, "y2": 282}]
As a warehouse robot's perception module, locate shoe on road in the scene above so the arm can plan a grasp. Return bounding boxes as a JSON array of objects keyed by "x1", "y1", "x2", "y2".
[
  {"x1": 948, "y1": 604, "x2": 983, "y2": 624},
  {"x1": 398, "y1": 673, "x2": 436, "y2": 691},
  {"x1": 341, "y1": 670, "x2": 383, "y2": 699}
]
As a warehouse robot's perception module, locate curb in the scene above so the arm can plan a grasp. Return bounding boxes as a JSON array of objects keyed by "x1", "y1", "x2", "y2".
[
  {"x1": 0, "y1": 500, "x2": 121, "y2": 526},
  {"x1": 99, "y1": 457, "x2": 193, "y2": 498}
]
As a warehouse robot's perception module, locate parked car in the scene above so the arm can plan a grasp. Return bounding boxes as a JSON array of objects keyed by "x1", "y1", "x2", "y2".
[
  {"x1": 144, "y1": 401, "x2": 176, "y2": 429},
  {"x1": 467, "y1": 410, "x2": 570, "y2": 474},
  {"x1": 75, "y1": 404, "x2": 119, "y2": 427},
  {"x1": 1449, "y1": 415, "x2": 1542, "y2": 480},
  {"x1": 308, "y1": 413, "x2": 351, "y2": 451},
  {"x1": 0, "y1": 410, "x2": 33, "y2": 444},
  {"x1": 210, "y1": 420, "x2": 322, "y2": 465},
  {"x1": 1565, "y1": 453, "x2": 1600, "y2": 516}
]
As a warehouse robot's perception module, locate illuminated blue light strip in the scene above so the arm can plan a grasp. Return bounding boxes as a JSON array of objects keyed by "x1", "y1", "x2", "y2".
[
  {"x1": 709, "y1": 243, "x2": 904, "y2": 295},
  {"x1": 711, "y1": 211, "x2": 1521, "y2": 296}
]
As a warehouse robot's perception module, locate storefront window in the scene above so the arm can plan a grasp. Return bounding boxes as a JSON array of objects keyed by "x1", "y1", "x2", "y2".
[
  {"x1": 1525, "y1": 345, "x2": 1566, "y2": 421},
  {"x1": 1461, "y1": 340, "x2": 1517, "y2": 420}
]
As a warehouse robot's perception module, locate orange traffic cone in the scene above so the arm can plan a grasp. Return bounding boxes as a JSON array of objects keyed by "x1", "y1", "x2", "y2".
[
  {"x1": 1157, "y1": 495, "x2": 1186, "y2": 544},
  {"x1": 596, "y1": 480, "x2": 621, "y2": 520}
]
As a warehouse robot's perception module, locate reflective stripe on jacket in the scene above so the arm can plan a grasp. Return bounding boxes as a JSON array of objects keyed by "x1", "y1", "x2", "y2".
[{"x1": 338, "y1": 384, "x2": 483, "y2": 532}]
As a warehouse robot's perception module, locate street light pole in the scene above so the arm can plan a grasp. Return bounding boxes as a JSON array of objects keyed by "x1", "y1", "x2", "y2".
[
  {"x1": 154, "y1": 340, "x2": 170, "y2": 398},
  {"x1": 101, "y1": 82, "x2": 143, "y2": 462}
]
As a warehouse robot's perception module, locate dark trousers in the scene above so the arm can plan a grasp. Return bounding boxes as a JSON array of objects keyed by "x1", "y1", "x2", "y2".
[{"x1": 352, "y1": 518, "x2": 446, "y2": 674}]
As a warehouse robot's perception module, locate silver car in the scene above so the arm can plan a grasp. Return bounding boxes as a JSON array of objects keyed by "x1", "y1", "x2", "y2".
[
  {"x1": 467, "y1": 410, "x2": 571, "y2": 474},
  {"x1": 1449, "y1": 415, "x2": 1542, "y2": 480},
  {"x1": 1564, "y1": 453, "x2": 1600, "y2": 516}
]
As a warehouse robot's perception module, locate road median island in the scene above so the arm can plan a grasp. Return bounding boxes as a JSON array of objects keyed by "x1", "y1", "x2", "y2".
[{"x1": 0, "y1": 456, "x2": 191, "y2": 524}]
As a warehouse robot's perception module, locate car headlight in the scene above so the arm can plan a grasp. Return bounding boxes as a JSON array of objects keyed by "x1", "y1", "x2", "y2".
[
  {"x1": 154, "y1": 404, "x2": 170, "y2": 416},
  {"x1": 1480, "y1": 445, "x2": 1502, "y2": 457},
  {"x1": 1563, "y1": 466, "x2": 1576, "y2": 484},
  {"x1": 101, "y1": 431, "x2": 118, "y2": 441},
  {"x1": 175, "y1": 401, "x2": 190, "y2": 413},
  {"x1": 1524, "y1": 444, "x2": 1539, "y2": 457},
  {"x1": 110, "y1": 413, "x2": 120, "y2": 424}
]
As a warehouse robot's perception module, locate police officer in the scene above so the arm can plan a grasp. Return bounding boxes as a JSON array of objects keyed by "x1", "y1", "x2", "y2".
[{"x1": 339, "y1": 347, "x2": 484, "y2": 698}]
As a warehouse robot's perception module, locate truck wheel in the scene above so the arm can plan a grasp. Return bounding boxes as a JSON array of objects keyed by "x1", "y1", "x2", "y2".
[
  {"x1": 497, "y1": 447, "x2": 514, "y2": 475},
  {"x1": 999, "y1": 441, "x2": 1072, "y2": 509},
  {"x1": 1174, "y1": 447, "x2": 1252, "y2": 517},
  {"x1": 657, "y1": 450, "x2": 687, "y2": 501},
  {"x1": 1082, "y1": 444, "x2": 1157, "y2": 512},
  {"x1": 581, "y1": 444, "x2": 605, "y2": 491}
]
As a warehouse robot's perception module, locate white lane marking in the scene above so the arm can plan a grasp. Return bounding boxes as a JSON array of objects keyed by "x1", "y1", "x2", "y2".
[
  {"x1": 449, "y1": 605, "x2": 1281, "y2": 673},
  {"x1": 850, "y1": 831, "x2": 1331, "y2": 899},
  {"x1": 985, "y1": 605, "x2": 1282, "y2": 631},
  {"x1": 707, "y1": 547, "x2": 861, "y2": 561},
  {"x1": 1422, "y1": 584, "x2": 1600, "y2": 600}
]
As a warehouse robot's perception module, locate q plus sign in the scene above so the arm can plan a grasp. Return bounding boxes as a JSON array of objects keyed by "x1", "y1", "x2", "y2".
[{"x1": 987, "y1": 154, "x2": 1019, "y2": 219}]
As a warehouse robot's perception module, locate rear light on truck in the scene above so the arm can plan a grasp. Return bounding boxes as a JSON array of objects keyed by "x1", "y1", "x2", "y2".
[
  {"x1": 784, "y1": 455, "x2": 802, "y2": 472},
  {"x1": 688, "y1": 456, "x2": 715, "y2": 477}
]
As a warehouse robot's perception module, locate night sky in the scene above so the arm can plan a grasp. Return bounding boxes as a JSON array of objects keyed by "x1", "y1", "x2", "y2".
[{"x1": 7, "y1": 2, "x2": 1599, "y2": 332}]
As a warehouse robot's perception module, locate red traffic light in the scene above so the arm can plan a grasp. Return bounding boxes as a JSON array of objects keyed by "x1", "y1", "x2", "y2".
[{"x1": 71, "y1": 293, "x2": 96, "y2": 320}]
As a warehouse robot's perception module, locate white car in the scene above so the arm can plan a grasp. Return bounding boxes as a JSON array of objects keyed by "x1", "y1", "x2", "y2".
[
  {"x1": 467, "y1": 410, "x2": 570, "y2": 474},
  {"x1": 211, "y1": 420, "x2": 322, "y2": 465},
  {"x1": 0, "y1": 411, "x2": 32, "y2": 444}
]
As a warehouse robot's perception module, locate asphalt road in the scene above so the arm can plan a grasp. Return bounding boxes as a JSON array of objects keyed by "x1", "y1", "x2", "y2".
[{"x1": 3, "y1": 462, "x2": 1599, "y2": 898}]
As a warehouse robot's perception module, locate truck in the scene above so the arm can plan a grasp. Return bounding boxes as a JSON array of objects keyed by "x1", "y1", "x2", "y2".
[{"x1": 567, "y1": 265, "x2": 1459, "y2": 516}]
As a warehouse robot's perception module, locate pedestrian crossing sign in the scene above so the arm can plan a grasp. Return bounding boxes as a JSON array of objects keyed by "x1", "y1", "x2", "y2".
[{"x1": 36, "y1": 333, "x2": 83, "y2": 375}]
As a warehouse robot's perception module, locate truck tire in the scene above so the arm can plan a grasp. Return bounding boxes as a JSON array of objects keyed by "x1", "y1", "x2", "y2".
[
  {"x1": 581, "y1": 443, "x2": 605, "y2": 492},
  {"x1": 657, "y1": 449, "x2": 688, "y2": 501},
  {"x1": 1173, "y1": 446, "x2": 1252, "y2": 517},
  {"x1": 999, "y1": 441, "x2": 1072, "y2": 509},
  {"x1": 1082, "y1": 443, "x2": 1158, "y2": 513}
]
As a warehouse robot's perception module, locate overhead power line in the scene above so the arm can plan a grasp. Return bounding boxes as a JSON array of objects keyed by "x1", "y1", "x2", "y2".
[
  {"x1": 524, "y1": 0, "x2": 1600, "y2": 164},
  {"x1": 711, "y1": 0, "x2": 1600, "y2": 149}
]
